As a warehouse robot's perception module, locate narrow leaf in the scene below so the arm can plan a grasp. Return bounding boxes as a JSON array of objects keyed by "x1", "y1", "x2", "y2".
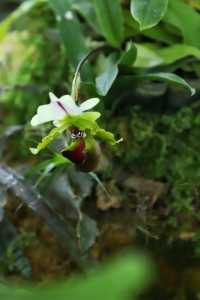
[
  {"x1": 137, "y1": 72, "x2": 195, "y2": 95},
  {"x1": 70, "y1": 0, "x2": 100, "y2": 33},
  {"x1": 134, "y1": 43, "x2": 200, "y2": 68},
  {"x1": 93, "y1": 0, "x2": 124, "y2": 48},
  {"x1": 48, "y1": 0, "x2": 88, "y2": 67},
  {"x1": 0, "y1": 253, "x2": 153, "y2": 300}
]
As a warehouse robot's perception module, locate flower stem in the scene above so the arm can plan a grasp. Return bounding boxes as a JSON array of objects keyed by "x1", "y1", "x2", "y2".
[{"x1": 71, "y1": 46, "x2": 112, "y2": 102}]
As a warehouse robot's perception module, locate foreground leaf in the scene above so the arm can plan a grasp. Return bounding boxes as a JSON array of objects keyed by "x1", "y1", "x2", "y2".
[
  {"x1": 130, "y1": 0, "x2": 169, "y2": 30},
  {"x1": 0, "y1": 253, "x2": 153, "y2": 300},
  {"x1": 0, "y1": 165, "x2": 97, "y2": 266},
  {"x1": 70, "y1": 0, "x2": 100, "y2": 33}
]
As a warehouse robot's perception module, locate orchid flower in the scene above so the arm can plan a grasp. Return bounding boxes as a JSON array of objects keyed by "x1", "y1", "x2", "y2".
[
  {"x1": 30, "y1": 90, "x2": 122, "y2": 162},
  {"x1": 31, "y1": 92, "x2": 100, "y2": 127},
  {"x1": 29, "y1": 49, "x2": 122, "y2": 173}
]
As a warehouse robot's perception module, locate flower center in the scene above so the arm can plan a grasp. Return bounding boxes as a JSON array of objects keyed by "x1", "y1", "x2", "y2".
[{"x1": 70, "y1": 128, "x2": 86, "y2": 139}]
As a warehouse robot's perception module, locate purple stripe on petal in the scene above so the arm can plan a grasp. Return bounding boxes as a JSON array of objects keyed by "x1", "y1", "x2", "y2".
[{"x1": 56, "y1": 101, "x2": 69, "y2": 114}]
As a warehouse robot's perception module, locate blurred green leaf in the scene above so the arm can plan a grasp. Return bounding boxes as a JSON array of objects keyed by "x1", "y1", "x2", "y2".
[
  {"x1": 96, "y1": 55, "x2": 119, "y2": 96},
  {"x1": 143, "y1": 25, "x2": 177, "y2": 44},
  {"x1": 134, "y1": 44, "x2": 163, "y2": 68},
  {"x1": 0, "y1": 0, "x2": 37, "y2": 41},
  {"x1": 119, "y1": 42, "x2": 137, "y2": 66},
  {"x1": 157, "y1": 44, "x2": 200, "y2": 64},
  {"x1": 136, "y1": 72, "x2": 195, "y2": 95},
  {"x1": 0, "y1": 14, "x2": 15, "y2": 41},
  {"x1": 164, "y1": 0, "x2": 200, "y2": 48},
  {"x1": 0, "y1": 253, "x2": 153, "y2": 300},
  {"x1": 93, "y1": 0, "x2": 124, "y2": 48},
  {"x1": 134, "y1": 43, "x2": 200, "y2": 68},
  {"x1": 48, "y1": 0, "x2": 88, "y2": 67},
  {"x1": 130, "y1": 0, "x2": 169, "y2": 30},
  {"x1": 69, "y1": 0, "x2": 100, "y2": 33}
]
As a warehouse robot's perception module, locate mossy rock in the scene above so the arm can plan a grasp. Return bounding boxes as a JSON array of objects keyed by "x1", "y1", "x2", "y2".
[{"x1": 110, "y1": 103, "x2": 200, "y2": 231}]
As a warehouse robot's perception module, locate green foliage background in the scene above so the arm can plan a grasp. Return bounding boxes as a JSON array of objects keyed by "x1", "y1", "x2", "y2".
[{"x1": 1, "y1": 0, "x2": 200, "y2": 298}]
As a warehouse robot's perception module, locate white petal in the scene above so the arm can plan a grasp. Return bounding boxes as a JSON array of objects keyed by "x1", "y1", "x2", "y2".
[
  {"x1": 59, "y1": 95, "x2": 82, "y2": 115},
  {"x1": 80, "y1": 98, "x2": 100, "y2": 111},
  {"x1": 31, "y1": 103, "x2": 65, "y2": 126},
  {"x1": 49, "y1": 92, "x2": 59, "y2": 102}
]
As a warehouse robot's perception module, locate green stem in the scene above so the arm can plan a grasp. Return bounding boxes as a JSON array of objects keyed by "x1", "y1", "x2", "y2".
[{"x1": 71, "y1": 46, "x2": 113, "y2": 102}]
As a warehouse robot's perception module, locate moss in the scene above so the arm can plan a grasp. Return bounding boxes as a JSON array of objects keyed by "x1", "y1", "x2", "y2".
[
  {"x1": 111, "y1": 104, "x2": 200, "y2": 223},
  {"x1": 0, "y1": 3, "x2": 67, "y2": 124}
]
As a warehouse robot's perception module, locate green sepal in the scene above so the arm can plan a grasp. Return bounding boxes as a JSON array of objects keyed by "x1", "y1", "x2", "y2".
[
  {"x1": 30, "y1": 123, "x2": 70, "y2": 155},
  {"x1": 30, "y1": 111, "x2": 121, "y2": 155},
  {"x1": 85, "y1": 135, "x2": 96, "y2": 151},
  {"x1": 96, "y1": 128, "x2": 123, "y2": 145},
  {"x1": 29, "y1": 154, "x2": 71, "y2": 186}
]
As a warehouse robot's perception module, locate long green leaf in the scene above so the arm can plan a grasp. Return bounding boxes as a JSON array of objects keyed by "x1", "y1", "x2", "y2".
[
  {"x1": 136, "y1": 72, "x2": 195, "y2": 95},
  {"x1": 134, "y1": 43, "x2": 200, "y2": 68},
  {"x1": 157, "y1": 44, "x2": 200, "y2": 65},
  {"x1": 93, "y1": 0, "x2": 124, "y2": 48},
  {"x1": 164, "y1": 0, "x2": 200, "y2": 48},
  {"x1": 48, "y1": 0, "x2": 88, "y2": 67},
  {"x1": 130, "y1": 0, "x2": 169, "y2": 30},
  {"x1": 69, "y1": 0, "x2": 100, "y2": 33}
]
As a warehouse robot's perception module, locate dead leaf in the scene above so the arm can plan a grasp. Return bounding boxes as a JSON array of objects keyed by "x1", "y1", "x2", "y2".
[
  {"x1": 96, "y1": 181, "x2": 122, "y2": 211},
  {"x1": 123, "y1": 176, "x2": 167, "y2": 206}
]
